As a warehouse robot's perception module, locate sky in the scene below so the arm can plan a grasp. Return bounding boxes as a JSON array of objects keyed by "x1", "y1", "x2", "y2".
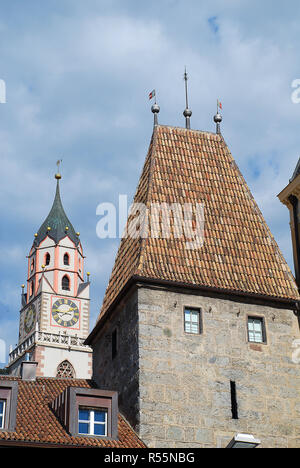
[{"x1": 1, "y1": 0, "x2": 300, "y2": 364}]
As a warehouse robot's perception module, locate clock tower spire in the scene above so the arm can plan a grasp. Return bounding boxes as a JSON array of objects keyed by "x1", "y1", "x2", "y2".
[{"x1": 7, "y1": 170, "x2": 92, "y2": 379}]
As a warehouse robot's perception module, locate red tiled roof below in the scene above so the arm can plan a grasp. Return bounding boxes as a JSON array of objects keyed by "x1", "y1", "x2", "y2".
[{"x1": 0, "y1": 377, "x2": 146, "y2": 448}]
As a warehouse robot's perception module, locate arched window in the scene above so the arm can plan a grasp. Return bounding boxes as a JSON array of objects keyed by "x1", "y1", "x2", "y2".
[
  {"x1": 30, "y1": 281, "x2": 34, "y2": 297},
  {"x1": 63, "y1": 253, "x2": 70, "y2": 266},
  {"x1": 56, "y1": 360, "x2": 75, "y2": 379},
  {"x1": 62, "y1": 275, "x2": 70, "y2": 291},
  {"x1": 30, "y1": 258, "x2": 35, "y2": 272},
  {"x1": 45, "y1": 253, "x2": 50, "y2": 266}
]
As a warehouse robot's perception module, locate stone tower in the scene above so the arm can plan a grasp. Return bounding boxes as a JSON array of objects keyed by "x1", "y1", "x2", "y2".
[
  {"x1": 8, "y1": 171, "x2": 92, "y2": 379},
  {"x1": 87, "y1": 124, "x2": 300, "y2": 448}
]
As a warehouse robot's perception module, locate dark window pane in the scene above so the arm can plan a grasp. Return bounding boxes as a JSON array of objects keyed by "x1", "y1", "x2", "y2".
[
  {"x1": 78, "y1": 422, "x2": 89, "y2": 434},
  {"x1": 64, "y1": 253, "x2": 69, "y2": 265},
  {"x1": 112, "y1": 329, "x2": 117, "y2": 359},
  {"x1": 79, "y1": 409, "x2": 89, "y2": 421},
  {"x1": 94, "y1": 424, "x2": 106, "y2": 436},
  {"x1": 62, "y1": 276, "x2": 70, "y2": 291},
  {"x1": 94, "y1": 410, "x2": 106, "y2": 423}
]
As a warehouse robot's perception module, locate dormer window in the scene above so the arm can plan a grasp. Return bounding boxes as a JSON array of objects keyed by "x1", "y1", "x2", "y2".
[
  {"x1": 63, "y1": 253, "x2": 70, "y2": 266},
  {"x1": 62, "y1": 275, "x2": 70, "y2": 291},
  {"x1": 45, "y1": 253, "x2": 50, "y2": 266},
  {"x1": 51, "y1": 387, "x2": 118, "y2": 439}
]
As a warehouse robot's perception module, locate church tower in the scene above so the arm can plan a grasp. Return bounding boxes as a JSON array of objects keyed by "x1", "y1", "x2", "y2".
[{"x1": 8, "y1": 168, "x2": 92, "y2": 379}]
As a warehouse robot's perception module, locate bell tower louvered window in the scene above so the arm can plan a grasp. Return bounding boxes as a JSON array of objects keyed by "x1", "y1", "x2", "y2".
[{"x1": 62, "y1": 275, "x2": 70, "y2": 291}]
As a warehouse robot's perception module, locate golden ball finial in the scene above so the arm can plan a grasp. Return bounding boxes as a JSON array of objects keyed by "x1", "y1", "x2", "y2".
[
  {"x1": 34, "y1": 233, "x2": 38, "y2": 237},
  {"x1": 41, "y1": 264, "x2": 45, "y2": 269},
  {"x1": 76, "y1": 232, "x2": 80, "y2": 236},
  {"x1": 47, "y1": 226, "x2": 51, "y2": 231},
  {"x1": 21, "y1": 284, "x2": 25, "y2": 289},
  {"x1": 65, "y1": 226, "x2": 69, "y2": 231},
  {"x1": 55, "y1": 173, "x2": 62, "y2": 180}
]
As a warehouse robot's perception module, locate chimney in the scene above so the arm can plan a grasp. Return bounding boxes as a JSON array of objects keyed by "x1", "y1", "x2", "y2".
[{"x1": 21, "y1": 353, "x2": 38, "y2": 381}]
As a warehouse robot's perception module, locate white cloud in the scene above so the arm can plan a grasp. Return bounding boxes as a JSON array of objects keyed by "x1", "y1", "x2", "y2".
[{"x1": 1, "y1": 1, "x2": 300, "y2": 358}]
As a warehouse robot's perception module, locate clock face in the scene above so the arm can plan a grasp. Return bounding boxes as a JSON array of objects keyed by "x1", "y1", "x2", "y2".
[
  {"x1": 24, "y1": 305, "x2": 36, "y2": 334},
  {"x1": 52, "y1": 298, "x2": 79, "y2": 328}
]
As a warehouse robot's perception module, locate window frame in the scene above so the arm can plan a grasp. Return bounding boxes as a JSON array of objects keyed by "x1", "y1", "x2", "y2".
[
  {"x1": 183, "y1": 307, "x2": 202, "y2": 335},
  {"x1": 0, "y1": 400, "x2": 5, "y2": 429},
  {"x1": 78, "y1": 407, "x2": 108, "y2": 437},
  {"x1": 247, "y1": 316, "x2": 267, "y2": 344},
  {"x1": 63, "y1": 252, "x2": 70, "y2": 266},
  {"x1": 51, "y1": 387, "x2": 118, "y2": 440},
  {"x1": 45, "y1": 252, "x2": 51, "y2": 266}
]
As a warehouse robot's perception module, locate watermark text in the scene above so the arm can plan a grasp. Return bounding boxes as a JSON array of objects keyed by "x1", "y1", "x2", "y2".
[{"x1": 96, "y1": 195, "x2": 205, "y2": 251}]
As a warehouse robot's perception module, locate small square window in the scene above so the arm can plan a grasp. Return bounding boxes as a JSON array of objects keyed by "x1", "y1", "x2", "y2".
[
  {"x1": 0, "y1": 400, "x2": 5, "y2": 429},
  {"x1": 184, "y1": 308, "x2": 201, "y2": 334},
  {"x1": 78, "y1": 407, "x2": 108, "y2": 437},
  {"x1": 247, "y1": 317, "x2": 266, "y2": 343}
]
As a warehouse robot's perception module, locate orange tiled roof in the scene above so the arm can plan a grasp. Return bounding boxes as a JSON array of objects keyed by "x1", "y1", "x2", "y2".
[
  {"x1": 99, "y1": 125, "x2": 299, "y2": 319},
  {"x1": 0, "y1": 377, "x2": 145, "y2": 447}
]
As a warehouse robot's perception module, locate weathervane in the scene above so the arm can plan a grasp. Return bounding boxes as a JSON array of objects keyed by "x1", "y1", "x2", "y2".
[
  {"x1": 183, "y1": 68, "x2": 192, "y2": 129},
  {"x1": 149, "y1": 89, "x2": 160, "y2": 127}
]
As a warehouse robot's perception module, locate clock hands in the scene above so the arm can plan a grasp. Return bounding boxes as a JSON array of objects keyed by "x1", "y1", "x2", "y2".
[
  {"x1": 53, "y1": 306, "x2": 78, "y2": 318},
  {"x1": 52, "y1": 301, "x2": 79, "y2": 327}
]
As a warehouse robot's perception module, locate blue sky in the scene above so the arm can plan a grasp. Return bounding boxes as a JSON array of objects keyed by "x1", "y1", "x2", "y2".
[{"x1": 1, "y1": 0, "x2": 300, "y2": 364}]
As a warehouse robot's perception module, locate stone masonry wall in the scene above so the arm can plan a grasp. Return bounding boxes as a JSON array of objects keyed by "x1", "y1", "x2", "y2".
[
  {"x1": 92, "y1": 289, "x2": 140, "y2": 429},
  {"x1": 137, "y1": 285, "x2": 300, "y2": 448},
  {"x1": 91, "y1": 283, "x2": 300, "y2": 448}
]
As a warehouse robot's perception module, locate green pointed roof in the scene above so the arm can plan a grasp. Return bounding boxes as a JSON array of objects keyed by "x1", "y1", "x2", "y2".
[{"x1": 34, "y1": 176, "x2": 79, "y2": 247}]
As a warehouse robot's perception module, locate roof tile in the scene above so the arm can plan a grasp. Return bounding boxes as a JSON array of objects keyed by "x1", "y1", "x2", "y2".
[
  {"x1": 0, "y1": 377, "x2": 145, "y2": 448},
  {"x1": 99, "y1": 125, "x2": 299, "y2": 320}
]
